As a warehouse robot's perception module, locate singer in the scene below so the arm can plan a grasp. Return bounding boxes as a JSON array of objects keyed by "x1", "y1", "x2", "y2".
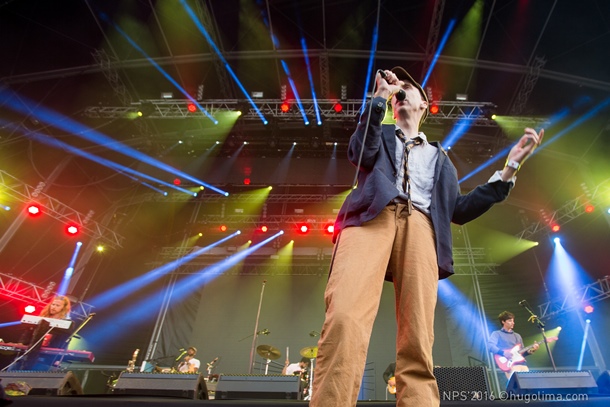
[
  {"x1": 176, "y1": 346, "x2": 200, "y2": 373},
  {"x1": 309, "y1": 67, "x2": 544, "y2": 407}
]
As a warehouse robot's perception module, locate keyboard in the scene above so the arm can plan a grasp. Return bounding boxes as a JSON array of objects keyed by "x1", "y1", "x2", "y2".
[
  {"x1": 21, "y1": 315, "x2": 73, "y2": 329},
  {"x1": 0, "y1": 342, "x2": 95, "y2": 362}
]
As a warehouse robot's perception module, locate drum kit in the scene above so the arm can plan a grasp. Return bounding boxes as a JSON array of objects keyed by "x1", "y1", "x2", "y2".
[{"x1": 256, "y1": 344, "x2": 318, "y2": 400}]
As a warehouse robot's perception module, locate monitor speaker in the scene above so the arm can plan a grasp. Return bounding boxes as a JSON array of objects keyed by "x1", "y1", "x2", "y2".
[
  {"x1": 596, "y1": 370, "x2": 610, "y2": 395},
  {"x1": 506, "y1": 370, "x2": 598, "y2": 395},
  {"x1": 434, "y1": 366, "x2": 490, "y2": 395},
  {"x1": 0, "y1": 371, "x2": 82, "y2": 396},
  {"x1": 215, "y1": 374, "x2": 301, "y2": 400},
  {"x1": 113, "y1": 372, "x2": 208, "y2": 399}
]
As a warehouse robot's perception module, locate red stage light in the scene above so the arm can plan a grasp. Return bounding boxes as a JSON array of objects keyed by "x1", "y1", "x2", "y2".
[
  {"x1": 584, "y1": 305, "x2": 594, "y2": 314},
  {"x1": 260, "y1": 225, "x2": 269, "y2": 233},
  {"x1": 551, "y1": 224, "x2": 561, "y2": 233},
  {"x1": 219, "y1": 225, "x2": 228, "y2": 232},
  {"x1": 27, "y1": 204, "x2": 42, "y2": 216},
  {"x1": 173, "y1": 178, "x2": 181, "y2": 186},
  {"x1": 584, "y1": 204, "x2": 594, "y2": 213},
  {"x1": 66, "y1": 224, "x2": 80, "y2": 236},
  {"x1": 187, "y1": 103, "x2": 197, "y2": 113},
  {"x1": 297, "y1": 223, "x2": 310, "y2": 234},
  {"x1": 324, "y1": 223, "x2": 334, "y2": 235},
  {"x1": 243, "y1": 178, "x2": 251, "y2": 185},
  {"x1": 24, "y1": 305, "x2": 36, "y2": 314},
  {"x1": 430, "y1": 103, "x2": 439, "y2": 115},
  {"x1": 280, "y1": 102, "x2": 290, "y2": 113},
  {"x1": 333, "y1": 103, "x2": 343, "y2": 113}
]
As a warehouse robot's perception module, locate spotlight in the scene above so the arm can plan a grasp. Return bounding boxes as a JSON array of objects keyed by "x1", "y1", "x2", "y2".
[
  {"x1": 187, "y1": 102, "x2": 197, "y2": 113},
  {"x1": 219, "y1": 225, "x2": 228, "y2": 232},
  {"x1": 333, "y1": 103, "x2": 343, "y2": 113},
  {"x1": 173, "y1": 178, "x2": 182, "y2": 186},
  {"x1": 24, "y1": 305, "x2": 36, "y2": 314},
  {"x1": 324, "y1": 223, "x2": 334, "y2": 235},
  {"x1": 584, "y1": 204, "x2": 594, "y2": 213},
  {"x1": 297, "y1": 223, "x2": 310, "y2": 234},
  {"x1": 584, "y1": 305, "x2": 594, "y2": 314},
  {"x1": 553, "y1": 236, "x2": 560, "y2": 244},
  {"x1": 243, "y1": 178, "x2": 251, "y2": 185},
  {"x1": 280, "y1": 102, "x2": 291, "y2": 113},
  {"x1": 551, "y1": 224, "x2": 561, "y2": 233},
  {"x1": 429, "y1": 103, "x2": 439, "y2": 115},
  {"x1": 26, "y1": 203, "x2": 42, "y2": 216},
  {"x1": 65, "y1": 224, "x2": 80, "y2": 236},
  {"x1": 260, "y1": 225, "x2": 269, "y2": 233}
]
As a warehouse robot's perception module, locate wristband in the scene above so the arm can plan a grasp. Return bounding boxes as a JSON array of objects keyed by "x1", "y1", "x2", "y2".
[{"x1": 505, "y1": 159, "x2": 521, "y2": 171}]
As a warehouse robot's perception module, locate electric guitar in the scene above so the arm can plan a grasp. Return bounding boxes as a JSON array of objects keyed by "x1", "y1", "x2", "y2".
[
  {"x1": 387, "y1": 376, "x2": 396, "y2": 395},
  {"x1": 494, "y1": 336, "x2": 558, "y2": 372}
]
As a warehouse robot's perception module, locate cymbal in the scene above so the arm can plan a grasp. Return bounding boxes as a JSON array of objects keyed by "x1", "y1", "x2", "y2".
[
  {"x1": 257, "y1": 344, "x2": 281, "y2": 360},
  {"x1": 300, "y1": 346, "x2": 318, "y2": 359}
]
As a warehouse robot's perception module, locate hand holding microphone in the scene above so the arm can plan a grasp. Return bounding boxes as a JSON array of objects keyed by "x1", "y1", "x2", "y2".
[{"x1": 377, "y1": 70, "x2": 406, "y2": 101}]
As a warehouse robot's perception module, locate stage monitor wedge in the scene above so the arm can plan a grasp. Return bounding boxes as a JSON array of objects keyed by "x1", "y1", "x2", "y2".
[
  {"x1": 215, "y1": 374, "x2": 301, "y2": 400},
  {"x1": 506, "y1": 370, "x2": 598, "y2": 395},
  {"x1": 0, "y1": 371, "x2": 82, "y2": 396},
  {"x1": 113, "y1": 372, "x2": 208, "y2": 399}
]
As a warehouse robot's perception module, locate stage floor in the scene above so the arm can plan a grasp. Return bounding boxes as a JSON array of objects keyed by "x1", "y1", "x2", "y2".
[{"x1": 5, "y1": 395, "x2": 610, "y2": 407}]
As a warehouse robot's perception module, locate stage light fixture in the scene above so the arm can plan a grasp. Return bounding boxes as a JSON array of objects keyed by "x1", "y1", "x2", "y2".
[
  {"x1": 66, "y1": 224, "x2": 80, "y2": 236},
  {"x1": 280, "y1": 102, "x2": 291, "y2": 113},
  {"x1": 26, "y1": 204, "x2": 42, "y2": 216},
  {"x1": 243, "y1": 178, "x2": 251, "y2": 185},
  {"x1": 429, "y1": 103, "x2": 439, "y2": 115},
  {"x1": 187, "y1": 102, "x2": 197, "y2": 113},
  {"x1": 260, "y1": 225, "x2": 269, "y2": 233},
  {"x1": 324, "y1": 223, "x2": 334, "y2": 235},
  {"x1": 584, "y1": 305, "x2": 594, "y2": 314},
  {"x1": 584, "y1": 204, "x2": 594, "y2": 213},
  {"x1": 551, "y1": 224, "x2": 561, "y2": 233},
  {"x1": 297, "y1": 223, "x2": 310, "y2": 234},
  {"x1": 173, "y1": 178, "x2": 181, "y2": 186},
  {"x1": 333, "y1": 103, "x2": 343, "y2": 113},
  {"x1": 24, "y1": 305, "x2": 36, "y2": 314},
  {"x1": 219, "y1": 225, "x2": 228, "y2": 232}
]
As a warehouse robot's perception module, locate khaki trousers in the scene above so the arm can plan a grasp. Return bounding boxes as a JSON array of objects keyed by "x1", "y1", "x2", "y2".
[{"x1": 310, "y1": 205, "x2": 440, "y2": 407}]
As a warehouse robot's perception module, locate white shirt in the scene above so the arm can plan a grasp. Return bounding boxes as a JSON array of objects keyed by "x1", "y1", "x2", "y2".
[
  {"x1": 285, "y1": 362, "x2": 304, "y2": 375},
  {"x1": 178, "y1": 357, "x2": 201, "y2": 373}
]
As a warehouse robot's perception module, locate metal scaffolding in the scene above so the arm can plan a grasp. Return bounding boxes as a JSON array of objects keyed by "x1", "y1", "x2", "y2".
[
  {"x1": 0, "y1": 272, "x2": 94, "y2": 320},
  {"x1": 0, "y1": 170, "x2": 125, "y2": 249},
  {"x1": 538, "y1": 276, "x2": 610, "y2": 320}
]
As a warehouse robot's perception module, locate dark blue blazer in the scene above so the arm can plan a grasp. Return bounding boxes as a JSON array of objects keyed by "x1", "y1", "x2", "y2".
[{"x1": 334, "y1": 97, "x2": 512, "y2": 279}]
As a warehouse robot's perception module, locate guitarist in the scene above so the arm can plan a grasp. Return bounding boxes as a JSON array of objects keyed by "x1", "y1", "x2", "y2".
[{"x1": 488, "y1": 311, "x2": 539, "y2": 379}]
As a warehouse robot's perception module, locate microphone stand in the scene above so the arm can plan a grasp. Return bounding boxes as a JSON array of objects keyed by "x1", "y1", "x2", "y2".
[
  {"x1": 248, "y1": 280, "x2": 267, "y2": 374},
  {"x1": 57, "y1": 313, "x2": 96, "y2": 367},
  {"x1": 521, "y1": 302, "x2": 556, "y2": 371}
]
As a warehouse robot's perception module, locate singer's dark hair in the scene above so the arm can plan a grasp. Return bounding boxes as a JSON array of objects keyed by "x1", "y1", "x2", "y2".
[
  {"x1": 498, "y1": 311, "x2": 515, "y2": 325},
  {"x1": 300, "y1": 357, "x2": 311, "y2": 365}
]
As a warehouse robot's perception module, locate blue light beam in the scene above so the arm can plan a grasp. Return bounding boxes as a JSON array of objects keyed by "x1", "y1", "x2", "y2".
[{"x1": 179, "y1": 0, "x2": 268, "y2": 125}]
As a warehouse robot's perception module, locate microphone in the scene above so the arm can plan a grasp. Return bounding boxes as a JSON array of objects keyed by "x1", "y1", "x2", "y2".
[
  {"x1": 175, "y1": 350, "x2": 187, "y2": 361},
  {"x1": 178, "y1": 348, "x2": 185, "y2": 351},
  {"x1": 378, "y1": 70, "x2": 406, "y2": 101},
  {"x1": 519, "y1": 300, "x2": 526, "y2": 306},
  {"x1": 207, "y1": 357, "x2": 219, "y2": 366},
  {"x1": 309, "y1": 331, "x2": 320, "y2": 337}
]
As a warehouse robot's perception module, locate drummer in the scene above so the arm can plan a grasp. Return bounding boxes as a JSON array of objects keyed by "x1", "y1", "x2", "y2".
[{"x1": 282, "y1": 356, "x2": 311, "y2": 376}]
